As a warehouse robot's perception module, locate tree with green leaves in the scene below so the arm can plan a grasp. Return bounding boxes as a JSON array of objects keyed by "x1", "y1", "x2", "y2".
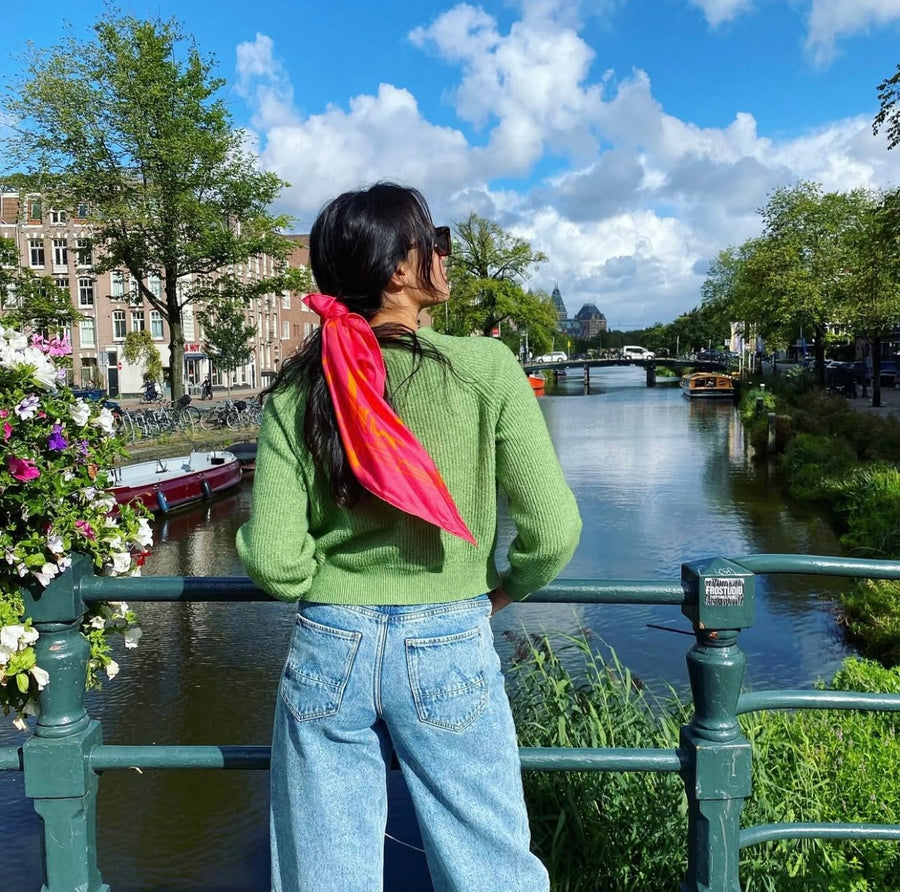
[
  {"x1": 0, "y1": 236, "x2": 81, "y2": 335},
  {"x1": 123, "y1": 330, "x2": 163, "y2": 389},
  {"x1": 433, "y1": 213, "x2": 556, "y2": 352},
  {"x1": 874, "y1": 63, "x2": 900, "y2": 149},
  {"x1": 834, "y1": 188, "x2": 900, "y2": 407},
  {"x1": 196, "y1": 289, "x2": 256, "y2": 397},
  {"x1": 3, "y1": 10, "x2": 295, "y2": 398}
]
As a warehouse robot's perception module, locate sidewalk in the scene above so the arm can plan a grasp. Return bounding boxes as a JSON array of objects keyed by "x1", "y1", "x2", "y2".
[
  {"x1": 115, "y1": 385, "x2": 260, "y2": 411},
  {"x1": 846, "y1": 385, "x2": 900, "y2": 420}
]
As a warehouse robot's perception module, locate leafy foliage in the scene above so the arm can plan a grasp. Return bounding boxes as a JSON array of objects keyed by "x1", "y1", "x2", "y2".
[
  {"x1": 0, "y1": 328, "x2": 150, "y2": 726},
  {"x1": 2, "y1": 11, "x2": 294, "y2": 398},
  {"x1": 123, "y1": 330, "x2": 163, "y2": 385},
  {"x1": 434, "y1": 213, "x2": 557, "y2": 352},
  {"x1": 196, "y1": 288, "x2": 257, "y2": 391}
]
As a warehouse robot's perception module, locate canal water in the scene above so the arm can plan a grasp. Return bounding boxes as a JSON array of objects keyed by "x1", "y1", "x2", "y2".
[{"x1": 1, "y1": 367, "x2": 855, "y2": 891}]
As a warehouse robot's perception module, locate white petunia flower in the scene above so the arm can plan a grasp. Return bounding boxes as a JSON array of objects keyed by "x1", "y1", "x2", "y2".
[
  {"x1": 0, "y1": 644, "x2": 12, "y2": 665},
  {"x1": 21, "y1": 627, "x2": 38, "y2": 647},
  {"x1": 68, "y1": 399, "x2": 91, "y2": 427},
  {"x1": 105, "y1": 659, "x2": 119, "y2": 680},
  {"x1": 47, "y1": 533, "x2": 65, "y2": 555},
  {"x1": 0, "y1": 625, "x2": 24, "y2": 650},
  {"x1": 89, "y1": 615, "x2": 106, "y2": 630},
  {"x1": 110, "y1": 552, "x2": 132, "y2": 574},
  {"x1": 92, "y1": 406, "x2": 115, "y2": 436},
  {"x1": 123, "y1": 627, "x2": 142, "y2": 649},
  {"x1": 30, "y1": 666, "x2": 50, "y2": 690},
  {"x1": 133, "y1": 517, "x2": 154, "y2": 549}
]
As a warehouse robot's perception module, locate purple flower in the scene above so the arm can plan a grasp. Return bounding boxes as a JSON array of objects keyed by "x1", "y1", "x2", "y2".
[
  {"x1": 48, "y1": 423, "x2": 68, "y2": 451},
  {"x1": 15, "y1": 395, "x2": 40, "y2": 420}
]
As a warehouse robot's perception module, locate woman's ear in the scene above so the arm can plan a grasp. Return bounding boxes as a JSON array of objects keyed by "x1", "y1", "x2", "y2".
[{"x1": 386, "y1": 257, "x2": 411, "y2": 293}]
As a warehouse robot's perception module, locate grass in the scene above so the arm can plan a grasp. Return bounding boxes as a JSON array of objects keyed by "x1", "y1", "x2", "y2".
[{"x1": 509, "y1": 633, "x2": 900, "y2": 891}]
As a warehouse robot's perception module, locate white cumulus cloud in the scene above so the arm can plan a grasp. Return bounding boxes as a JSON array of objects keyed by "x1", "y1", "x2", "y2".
[{"x1": 806, "y1": 0, "x2": 900, "y2": 66}]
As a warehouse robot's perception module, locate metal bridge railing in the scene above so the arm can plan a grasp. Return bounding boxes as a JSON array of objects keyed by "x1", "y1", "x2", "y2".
[{"x1": 4, "y1": 553, "x2": 900, "y2": 891}]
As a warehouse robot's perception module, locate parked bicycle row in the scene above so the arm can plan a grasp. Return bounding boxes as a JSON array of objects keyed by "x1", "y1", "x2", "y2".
[{"x1": 113, "y1": 397, "x2": 262, "y2": 442}]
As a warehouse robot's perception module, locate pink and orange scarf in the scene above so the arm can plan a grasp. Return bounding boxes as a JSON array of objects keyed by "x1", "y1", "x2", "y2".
[{"x1": 304, "y1": 293, "x2": 475, "y2": 545}]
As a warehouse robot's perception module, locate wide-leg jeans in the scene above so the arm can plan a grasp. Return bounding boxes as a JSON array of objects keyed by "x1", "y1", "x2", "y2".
[{"x1": 269, "y1": 595, "x2": 549, "y2": 892}]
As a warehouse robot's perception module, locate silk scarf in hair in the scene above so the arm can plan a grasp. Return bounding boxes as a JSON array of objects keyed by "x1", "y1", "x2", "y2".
[{"x1": 303, "y1": 293, "x2": 476, "y2": 545}]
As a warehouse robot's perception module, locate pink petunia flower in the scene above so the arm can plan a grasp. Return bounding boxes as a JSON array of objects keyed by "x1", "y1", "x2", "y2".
[
  {"x1": 7, "y1": 456, "x2": 40, "y2": 481},
  {"x1": 2, "y1": 421, "x2": 11, "y2": 441},
  {"x1": 75, "y1": 519, "x2": 97, "y2": 540}
]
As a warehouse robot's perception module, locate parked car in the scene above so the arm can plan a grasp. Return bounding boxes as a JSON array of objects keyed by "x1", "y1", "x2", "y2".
[
  {"x1": 621, "y1": 346, "x2": 655, "y2": 360},
  {"x1": 879, "y1": 361, "x2": 899, "y2": 388},
  {"x1": 535, "y1": 351, "x2": 568, "y2": 362}
]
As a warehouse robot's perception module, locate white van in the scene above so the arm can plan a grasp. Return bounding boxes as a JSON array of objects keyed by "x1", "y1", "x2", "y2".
[
  {"x1": 535, "y1": 351, "x2": 568, "y2": 362},
  {"x1": 621, "y1": 346, "x2": 655, "y2": 360}
]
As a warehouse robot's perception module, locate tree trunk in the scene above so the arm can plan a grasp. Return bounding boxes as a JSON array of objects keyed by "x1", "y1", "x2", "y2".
[
  {"x1": 871, "y1": 336, "x2": 883, "y2": 408},
  {"x1": 165, "y1": 274, "x2": 185, "y2": 400},
  {"x1": 814, "y1": 325, "x2": 827, "y2": 389}
]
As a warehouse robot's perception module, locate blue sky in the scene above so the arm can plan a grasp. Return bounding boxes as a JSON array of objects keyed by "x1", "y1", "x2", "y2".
[{"x1": 5, "y1": 0, "x2": 900, "y2": 328}]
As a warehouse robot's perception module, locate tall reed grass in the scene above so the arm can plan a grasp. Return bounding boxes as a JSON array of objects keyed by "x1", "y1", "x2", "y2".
[{"x1": 510, "y1": 632, "x2": 900, "y2": 891}]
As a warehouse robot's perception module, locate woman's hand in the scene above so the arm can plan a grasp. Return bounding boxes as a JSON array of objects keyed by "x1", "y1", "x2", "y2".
[{"x1": 488, "y1": 586, "x2": 512, "y2": 616}]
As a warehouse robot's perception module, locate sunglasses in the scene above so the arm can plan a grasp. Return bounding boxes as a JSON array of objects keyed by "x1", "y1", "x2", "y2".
[{"x1": 433, "y1": 226, "x2": 452, "y2": 257}]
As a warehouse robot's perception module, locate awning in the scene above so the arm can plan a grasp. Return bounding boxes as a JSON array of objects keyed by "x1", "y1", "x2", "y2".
[{"x1": 183, "y1": 353, "x2": 206, "y2": 359}]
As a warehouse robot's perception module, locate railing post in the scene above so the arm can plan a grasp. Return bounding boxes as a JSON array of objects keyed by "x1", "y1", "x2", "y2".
[
  {"x1": 680, "y1": 558, "x2": 755, "y2": 892},
  {"x1": 21, "y1": 555, "x2": 109, "y2": 892}
]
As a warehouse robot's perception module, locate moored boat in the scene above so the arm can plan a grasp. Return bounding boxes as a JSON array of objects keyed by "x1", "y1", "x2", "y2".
[
  {"x1": 108, "y1": 450, "x2": 242, "y2": 513},
  {"x1": 528, "y1": 374, "x2": 545, "y2": 396},
  {"x1": 225, "y1": 441, "x2": 257, "y2": 475},
  {"x1": 680, "y1": 372, "x2": 736, "y2": 400}
]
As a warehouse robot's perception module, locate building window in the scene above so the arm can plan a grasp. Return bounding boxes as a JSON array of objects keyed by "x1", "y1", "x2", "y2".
[
  {"x1": 111, "y1": 270, "x2": 124, "y2": 298},
  {"x1": 112, "y1": 310, "x2": 126, "y2": 340},
  {"x1": 78, "y1": 278, "x2": 95, "y2": 307},
  {"x1": 79, "y1": 318, "x2": 96, "y2": 348},
  {"x1": 29, "y1": 239, "x2": 45, "y2": 267},
  {"x1": 2, "y1": 284, "x2": 18, "y2": 309},
  {"x1": 282, "y1": 320, "x2": 290, "y2": 339},
  {"x1": 149, "y1": 273, "x2": 161, "y2": 299},
  {"x1": 282, "y1": 292, "x2": 291, "y2": 310},
  {"x1": 54, "y1": 277, "x2": 70, "y2": 294},
  {"x1": 131, "y1": 311, "x2": 145, "y2": 333},
  {"x1": 52, "y1": 239, "x2": 68, "y2": 270},
  {"x1": 129, "y1": 277, "x2": 142, "y2": 305},
  {"x1": 27, "y1": 199, "x2": 42, "y2": 222},
  {"x1": 76, "y1": 239, "x2": 92, "y2": 267},
  {"x1": 50, "y1": 209, "x2": 67, "y2": 224},
  {"x1": 75, "y1": 203, "x2": 90, "y2": 219},
  {"x1": 150, "y1": 310, "x2": 164, "y2": 340}
]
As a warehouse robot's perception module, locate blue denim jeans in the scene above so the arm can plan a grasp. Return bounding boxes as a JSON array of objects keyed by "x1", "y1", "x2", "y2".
[{"x1": 270, "y1": 595, "x2": 549, "y2": 892}]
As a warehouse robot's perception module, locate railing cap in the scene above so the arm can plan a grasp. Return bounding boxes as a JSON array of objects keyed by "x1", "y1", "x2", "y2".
[{"x1": 681, "y1": 557, "x2": 755, "y2": 630}]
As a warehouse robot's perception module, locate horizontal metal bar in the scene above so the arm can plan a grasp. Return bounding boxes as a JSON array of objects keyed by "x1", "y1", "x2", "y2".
[
  {"x1": 733, "y1": 554, "x2": 900, "y2": 579},
  {"x1": 79, "y1": 575, "x2": 688, "y2": 605},
  {"x1": 91, "y1": 745, "x2": 271, "y2": 770},
  {"x1": 0, "y1": 747, "x2": 23, "y2": 771},
  {"x1": 741, "y1": 822, "x2": 900, "y2": 850},
  {"x1": 88, "y1": 744, "x2": 682, "y2": 774},
  {"x1": 737, "y1": 690, "x2": 900, "y2": 715},
  {"x1": 519, "y1": 746, "x2": 683, "y2": 773},
  {"x1": 79, "y1": 576, "x2": 270, "y2": 603},
  {"x1": 537, "y1": 580, "x2": 687, "y2": 605}
]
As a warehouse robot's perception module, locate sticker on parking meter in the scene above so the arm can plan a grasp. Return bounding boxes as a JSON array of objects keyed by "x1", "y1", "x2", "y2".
[{"x1": 704, "y1": 576, "x2": 745, "y2": 607}]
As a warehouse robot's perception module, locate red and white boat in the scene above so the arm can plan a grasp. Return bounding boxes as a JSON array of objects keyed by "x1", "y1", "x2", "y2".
[{"x1": 108, "y1": 450, "x2": 243, "y2": 513}]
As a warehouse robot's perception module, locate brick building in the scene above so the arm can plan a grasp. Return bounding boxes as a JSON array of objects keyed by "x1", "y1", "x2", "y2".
[{"x1": 0, "y1": 189, "x2": 318, "y2": 396}]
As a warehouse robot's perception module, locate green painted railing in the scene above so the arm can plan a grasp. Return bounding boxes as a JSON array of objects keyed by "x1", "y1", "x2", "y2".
[{"x1": 4, "y1": 553, "x2": 900, "y2": 891}]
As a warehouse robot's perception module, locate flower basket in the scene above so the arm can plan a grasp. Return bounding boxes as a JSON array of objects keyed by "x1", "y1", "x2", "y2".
[{"x1": 1, "y1": 329, "x2": 152, "y2": 728}]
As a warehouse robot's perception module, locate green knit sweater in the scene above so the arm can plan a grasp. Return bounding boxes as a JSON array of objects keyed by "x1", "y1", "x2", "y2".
[{"x1": 235, "y1": 329, "x2": 581, "y2": 604}]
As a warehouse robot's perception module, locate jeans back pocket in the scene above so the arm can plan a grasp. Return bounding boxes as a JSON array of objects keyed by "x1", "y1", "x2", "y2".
[
  {"x1": 406, "y1": 626, "x2": 488, "y2": 731},
  {"x1": 280, "y1": 613, "x2": 362, "y2": 723}
]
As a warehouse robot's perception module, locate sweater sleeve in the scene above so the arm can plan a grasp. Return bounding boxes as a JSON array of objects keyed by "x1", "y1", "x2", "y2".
[
  {"x1": 235, "y1": 397, "x2": 318, "y2": 601},
  {"x1": 493, "y1": 353, "x2": 582, "y2": 600}
]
